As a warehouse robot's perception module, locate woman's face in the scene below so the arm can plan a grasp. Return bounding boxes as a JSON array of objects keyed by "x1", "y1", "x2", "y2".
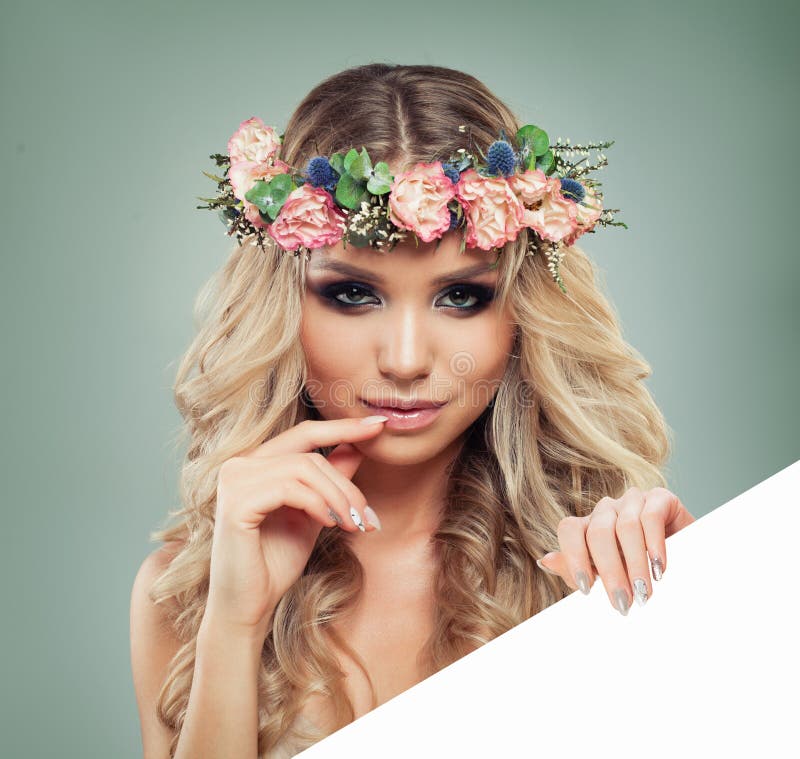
[{"x1": 300, "y1": 231, "x2": 516, "y2": 465}]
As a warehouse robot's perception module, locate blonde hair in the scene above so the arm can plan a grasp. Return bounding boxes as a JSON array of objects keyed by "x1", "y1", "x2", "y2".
[{"x1": 149, "y1": 63, "x2": 673, "y2": 756}]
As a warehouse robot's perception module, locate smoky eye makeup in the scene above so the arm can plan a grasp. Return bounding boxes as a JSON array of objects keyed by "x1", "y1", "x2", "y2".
[{"x1": 307, "y1": 278, "x2": 497, "y2": 314}]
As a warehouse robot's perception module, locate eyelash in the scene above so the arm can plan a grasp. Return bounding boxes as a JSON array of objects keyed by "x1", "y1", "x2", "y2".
[{"x1": 318, "y1": 282, "x2": 495, "y2": 314}]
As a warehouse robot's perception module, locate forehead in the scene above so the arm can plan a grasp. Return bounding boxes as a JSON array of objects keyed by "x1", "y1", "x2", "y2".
[{"x1": 305, "y1": 233, "x2": 499, "y2": 285}]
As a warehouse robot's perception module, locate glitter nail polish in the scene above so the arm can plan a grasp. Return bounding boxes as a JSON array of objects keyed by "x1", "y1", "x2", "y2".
[
  {"x1": 633, "y1": 578, "x2": 648, "y2": 606},
  {"x1": 349, "y1": 505, "x2": 366, "y2": 532}
]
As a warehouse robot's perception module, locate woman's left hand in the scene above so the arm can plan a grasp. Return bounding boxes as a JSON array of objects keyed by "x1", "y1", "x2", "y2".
[{"x1": 536, "y1": 486, "x2": 696, "y2": 615}]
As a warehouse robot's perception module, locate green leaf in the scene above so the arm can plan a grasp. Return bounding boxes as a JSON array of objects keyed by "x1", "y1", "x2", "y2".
[
  {"x1": 202, "y1": 170, "x2": 227, "y2": 184},
  {"x1": 367, "y1": 160, "x2": 393, "y2": 194},
  {"x1": 536, "y1": 149, "x2": 555, "y2": 175},
  {"x1": 347, "y1": 147, "x2": 374, "y2": 181},
  {"x1": 335, "y1": 173, "x2": 367, "y2": 209},
  {"x1": 342, "y1": 148, "x2": 360, "y2": 175},
  {"x1": 245, "y1": 173, "x2": 296, "y2": 219},
  {"x1": 329, "y1": 152, "x2": 345, "y2": 176},
  {"x1": 516, "y1": 125, "x2": 550, "y2": 157}
]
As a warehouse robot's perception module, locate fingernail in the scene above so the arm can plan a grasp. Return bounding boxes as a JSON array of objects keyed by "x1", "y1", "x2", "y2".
[
  {"x1": 575, "y1": 570, "x2": 590, "y2": 595},
  {"x1": 327, "y1": 507, "x2": 343, "y2": 527},
  {"x1": 363, "y1": 505, "x2": 382, "y2": 531},
  {"x1": 350, "y1": 505, "x2": 366, "y2": 531},
  {"x1": 360, "y1": 415, "x2": 389, "y2": 425},
  {"x1": 650, "y1": 555, "x2": 664, "y2": 581},
  {"x1": 613, "y1": 588, "x2": 630, "y2": 616},
  {"x1": 633, "y1": 578, "x2": 649, "y2": 606},
  {"x1": 536, "y1": 558, "x2": 560, "y2": 576}
]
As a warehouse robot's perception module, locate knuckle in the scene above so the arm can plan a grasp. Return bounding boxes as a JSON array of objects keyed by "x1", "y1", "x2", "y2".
[
  {"x1": 309, "y1": 491, "x2": 327, "y2": 513},
  {"x1": 217, "y1": 457, "x2": 238, "y2": 480},
  {"x1": 557, "y1": 515, "x2": 578, "y2": 531},
  {"x1": 616, "y1": 511, "x2": 640, "y2": 530},
  {"x1": 587, "y1": 512, "x2": 615, "y2": 534}
]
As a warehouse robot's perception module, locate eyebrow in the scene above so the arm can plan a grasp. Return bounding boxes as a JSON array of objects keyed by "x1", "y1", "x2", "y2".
[{"x1": 307, "y1": 259, "x2": 497, "y2": 286}]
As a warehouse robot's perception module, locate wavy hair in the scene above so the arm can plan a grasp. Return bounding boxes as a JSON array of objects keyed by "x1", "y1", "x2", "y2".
[{"x1": 148, "y1": 63, "x2": 673, "y2": 756}]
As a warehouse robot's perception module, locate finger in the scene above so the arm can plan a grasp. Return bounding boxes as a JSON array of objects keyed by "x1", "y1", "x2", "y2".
[
  {"x1": 246, "y1": 416, "x2": 389, "y2": 459},
  {"x1": 615, "y1": 488, "x2": 652, "y2": 607},
  {"x1": 640, "y1": 487, "x2": 688, "y2": 580},
  {"x1": 307, "y1": 449, "x2": 379, "y2": 532},
  {"x1": 585, "y1": 498, "x2": 632, "y2": 616},
  {"x1": 554, "y1": 516, "x2": 595, "y2": 594},
  {"x1": 287, "y1": 453, "x2": 364, "y2": 533},
  {"x1": 279, "y1": 479, "x2": 348, "y2": 529}
]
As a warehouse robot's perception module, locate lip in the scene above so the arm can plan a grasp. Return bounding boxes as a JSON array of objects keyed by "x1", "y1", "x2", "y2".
[
  {"x1": 362, "y1": 399, "x2": 446, "y2": 431},
  {"x1": 362, "y1": 397, "x2": 445, "y2": 410}
]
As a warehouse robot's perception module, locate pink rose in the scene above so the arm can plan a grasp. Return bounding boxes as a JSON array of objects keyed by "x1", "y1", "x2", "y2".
[
  {"x1": 268, "y1": 184, "x2": 346, "y2": 250},
  {"x1": 227, "y1": 117, "x2": 282, "y2": 165},
  {"x1": 508, "y1": 168, "x2": 549, "y2": 205},
  {"x1": 522, "y1": 177, "x2": 578, "y2": 243},
  {"x1": 563, "y1": 184, "x2": 604, "y2": 247},
  {"x1": 228, "y1": 158, "x2": 292, "y2": 202},
  {"x1": 229, "y1": 158, "x2": 292, "y2": 230},
  {"x1": 454, "y1": 169, "x2": 525, "y2": 250},
  {"x1": 388, "y1": 162, "x2": 456, "y2": 243}
]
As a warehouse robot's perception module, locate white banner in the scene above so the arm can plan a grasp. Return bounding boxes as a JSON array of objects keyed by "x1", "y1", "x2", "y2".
[{"x1": 301, "y1": 458, "x2": 800, "y2": 758}]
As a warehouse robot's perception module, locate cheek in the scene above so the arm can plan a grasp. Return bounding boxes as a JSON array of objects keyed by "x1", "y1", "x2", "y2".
[
  {"x1": 452, "y1": 314, "x2": 515, "y2": 383},
  {"x1": 300, "y1": 303, "x2": 364, "y2": 383}
]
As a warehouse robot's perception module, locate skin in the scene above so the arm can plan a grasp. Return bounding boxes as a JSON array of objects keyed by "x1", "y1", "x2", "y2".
[
  {"x1": 297, "y1": 218, "x2": 696, "y2": 718},
  {"x1": 300, "y1": 229, "x2": 516, "y2": 717}
]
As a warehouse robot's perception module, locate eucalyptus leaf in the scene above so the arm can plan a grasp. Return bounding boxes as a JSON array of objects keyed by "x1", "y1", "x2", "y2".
[
  {"x1": 335, "y1": 173, "x2": 367, "y2": 209},
  {"x1": 329, "y1": 153, "x2": 345, "y2": 176},
  {"x1": 536, "y1": 149, "x2": 555, "y2": 175},
  {"x1": 246, "y1": 173, "x2": 295, "y2": 219},
  {"x1": 516, "y1": 125, "x2": 550, "y2": 157},
  {"x1": 367, "y1": 176, "x2": 392, "y2": 194},
  {"x1": 532, "y1": 128, "x2": 550, "y2": 156},
  {"x1": 367, "y1": 161, "x2": 393, "y2": 195},
  {"x1": 343, "y1": 148, "x2": 360, "y2": 175}
]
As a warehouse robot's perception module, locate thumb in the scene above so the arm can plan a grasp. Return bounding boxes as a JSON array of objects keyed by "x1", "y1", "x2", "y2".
[{"x1": 536, "y1": 551, "x2": 577, "y2": 589}]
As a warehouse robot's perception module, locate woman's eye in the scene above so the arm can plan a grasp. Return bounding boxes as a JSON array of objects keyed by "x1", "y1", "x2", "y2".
[
  {"x1": 329, "y1": 284, "x2": 378, "y2": 307},
  {"x1": 321, "y1": 282, "x2": 494, "y2": 312},
  {"x1": 437, "y1": 286, "x2": 482, "y2": 310}
]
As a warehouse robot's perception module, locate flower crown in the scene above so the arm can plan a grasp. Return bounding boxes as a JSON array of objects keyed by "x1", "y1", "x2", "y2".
[{"x1": 197, "y1": 117, "x2": 627, "y2": 293}]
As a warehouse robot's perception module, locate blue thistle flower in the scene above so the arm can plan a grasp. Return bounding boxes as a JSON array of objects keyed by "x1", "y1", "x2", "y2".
[
  {"x1": 305, "y1": 156, "x2": 339, "y2": 192},
  {"x1": 486, "y1": 140, "x2": 517, "y2": 176},
  {"x1": 559, "y1": 177, "x2": 585, "y2": 203},
  {"x1": 440, "y1": 161, "x2": 462, "y2": 185},
  {"x1": 447, "y1": 207, "x2": 459, "y2": 231}
]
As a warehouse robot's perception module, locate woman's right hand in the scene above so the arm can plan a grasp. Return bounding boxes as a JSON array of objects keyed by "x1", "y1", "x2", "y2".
[{"x1": 204, "y1": 415, "x2": 389, "y2": 637}]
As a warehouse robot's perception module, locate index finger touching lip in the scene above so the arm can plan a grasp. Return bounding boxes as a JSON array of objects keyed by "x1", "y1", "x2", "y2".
[{"x1": 247, "y1": 415, "x2": 389, "y2": 458}]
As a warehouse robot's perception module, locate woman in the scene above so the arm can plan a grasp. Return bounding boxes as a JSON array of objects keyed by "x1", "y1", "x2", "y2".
[{"x1": 130, "y1": 63, "x2": 696, "y2": 758}]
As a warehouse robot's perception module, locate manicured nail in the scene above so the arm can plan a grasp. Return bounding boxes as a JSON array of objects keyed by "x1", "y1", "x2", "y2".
[
  {"x1": 360, "y1": 415, "x2": 389, "y2": 425},
  {"x1": 650, "y1": 555, "x2": 664, "y2": 581},
  {"x1": 327, "y1": 507, "x2": 343, "y2": 527},
  {"x1": 613, "y1": 588, "x2": 630, "y2": 616},
  {"x1": 633, "y1": 578, "x2": 649, "y2": 606},
  {"x1": 363, "y1": 505, "x2": 382, "y2": 531},
  {"x1": 575, "y1": 570, "x2": 591, "y2": 595},
  {"x1": 536, "y1": 558, "x2": 560, "y2": 576},
  {"x1": 350, "y1": 505, "x2": 366, "y2": 531}
]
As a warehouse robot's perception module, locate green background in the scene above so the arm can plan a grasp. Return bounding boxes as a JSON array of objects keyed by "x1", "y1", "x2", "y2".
[{"x1": 1, "y1": 0, "x2": 797, "y2": 755}]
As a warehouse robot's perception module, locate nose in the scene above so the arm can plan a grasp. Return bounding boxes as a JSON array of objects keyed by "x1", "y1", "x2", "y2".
[{"x1": 376, "y1": 304, "x2": 435, "y2": 381}]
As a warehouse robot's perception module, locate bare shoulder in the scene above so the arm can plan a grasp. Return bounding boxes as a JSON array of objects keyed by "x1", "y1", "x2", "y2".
[{"x1": 130, "y1": 540, "x2": 185, "y2": 758}]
